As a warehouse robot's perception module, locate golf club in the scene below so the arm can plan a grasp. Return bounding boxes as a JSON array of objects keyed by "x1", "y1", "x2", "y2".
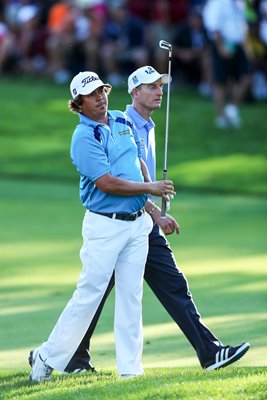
[{"x1": 159, "y1": 40, "x2": 172, "y2": 217}]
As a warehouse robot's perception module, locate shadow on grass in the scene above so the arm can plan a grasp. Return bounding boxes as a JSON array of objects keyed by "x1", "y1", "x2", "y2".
[
  {"x1": 0, "y1": 269, "x2": 266, "y2": 353},
  {"x1": 1, "y1": 270, "x2": 266, "y2": 313}
]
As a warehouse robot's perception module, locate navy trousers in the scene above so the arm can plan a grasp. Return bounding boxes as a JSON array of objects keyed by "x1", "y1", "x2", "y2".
[{"x1": 66, "y1": 223, "x2": 221, "y2": 371}]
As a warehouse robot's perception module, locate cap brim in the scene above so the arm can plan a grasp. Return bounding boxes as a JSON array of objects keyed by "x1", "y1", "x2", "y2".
[
  {"x1": 78, "y1": 82, "x2": 112, "y2": 97},
  {"x1": 160, "y1": 74, "x2": 172, "y2": 84},
  {"x1": 128, "y1": 73, "x2": 172, "y2": 94},
  {"x1": 141, "y1": 73, "x2": 171, "y2": 86}
]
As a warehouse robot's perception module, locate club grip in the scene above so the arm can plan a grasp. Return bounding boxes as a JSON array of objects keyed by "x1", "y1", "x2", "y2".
[
  {"x1": 161, "y1": 198, "x2": 167, "y2": 217},
  {"x1": 161, "y1": 169, "x2": 168, "y2": 217}
]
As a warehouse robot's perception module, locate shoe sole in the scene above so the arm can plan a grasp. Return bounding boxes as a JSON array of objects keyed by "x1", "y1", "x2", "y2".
[
  {"x1": 28, "y1": 350, "x2": 33, "y2": 367},
  {"x1": 29, "y1": 349, "x2": 39, "y2": 381},
  {"x1": 206, "y1": 342, "x2": 250, "y2": 371}
]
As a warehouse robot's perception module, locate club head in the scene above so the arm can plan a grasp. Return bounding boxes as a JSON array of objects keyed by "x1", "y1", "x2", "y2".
[{"x1": 159, "y1": 40, "x2": 172, "y2": 51}]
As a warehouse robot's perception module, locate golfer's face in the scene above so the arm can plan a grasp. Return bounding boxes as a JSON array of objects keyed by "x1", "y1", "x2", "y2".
[
  {"x1": 137, "y1": 79, "x2": 164, "y2": 111},
  {"x1": 81, "y1": 87, "x2": 108, "y2": 122}
]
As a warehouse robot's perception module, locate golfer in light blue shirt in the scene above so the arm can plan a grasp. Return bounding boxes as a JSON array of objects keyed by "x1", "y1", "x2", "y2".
[{"x1": 29, "y1": 71, "x2": 175, "y2": 382}]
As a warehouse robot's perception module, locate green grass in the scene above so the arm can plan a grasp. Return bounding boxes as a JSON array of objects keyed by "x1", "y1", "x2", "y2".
[
  {"x1": 0, "y1": 77, "x2": 266, "y2": 398},
  {"x1": 1, "y1": 76, "x2": 267, "y2": 195},
  {"x1": 1, "y1": 368, "x2": 267, "y2": 400},
  {"x1": 0, "y1": 180, "x2": 266, "y2": 399}
]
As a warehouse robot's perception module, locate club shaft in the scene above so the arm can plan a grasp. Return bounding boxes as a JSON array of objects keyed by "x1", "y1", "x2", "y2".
[
  {"x1": 161, "y1": 47, "x2": 172, "y2": 217},
  {"x1": 163, "y1": 51, "x2": 171, "y2": 172}
]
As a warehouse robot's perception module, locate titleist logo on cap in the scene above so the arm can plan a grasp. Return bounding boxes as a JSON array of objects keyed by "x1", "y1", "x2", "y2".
[{"x1": 81, "y1": 75, "x2": 99, "y2": 87}]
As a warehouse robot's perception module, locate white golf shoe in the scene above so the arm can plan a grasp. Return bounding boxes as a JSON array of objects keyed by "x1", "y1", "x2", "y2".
[{"x1": 29, "y1": 348, "x2": 53, "y2": 382}]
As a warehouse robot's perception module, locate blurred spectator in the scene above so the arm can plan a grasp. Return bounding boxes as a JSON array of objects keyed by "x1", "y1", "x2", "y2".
[
  {"x1": 127, "y1": 0, "x2": 190, "y2": 25},
  {"x1": 37, "y1": 1, "x2": 59, "y2": 26},
  {"x1": 99, "y1": 0, "x2": 149, "y2": 86},
  {"x1": 172, "y1": 6, "x2": 212, "y2": 96},
  {"x1": 46, "y1": 0, "x2": 107, "y2": 83},
  {"x1": 203, "y1": 0, "x2": 251, "y2": 129},
  {"x1": 46, "y1": 0, "x2": 81, "y2": 83},
  {"x1": 78, "y1": 0, "x2": 107, "y2": 73},
  {"x1": 14, "y1": 4, "x2": 50, "y2": 75},
  {"x1": 247, "y1": 0, "x2": 267, "y2": 99},
  {"x1": 126, "y1": 0, "x2": 150, "y2": 21},
  {"x1": 0, "y1": 1, "x2": 14, "y2": 72},
  {"x1": 259, "y1": 0, "x2": 267, "y2": 46},
  {"x1": 3, "y1": 0, "x2": 241, "y2": 97},
  {"x1": 3, "y1": 0, "x2": 40, "y2": 30},
  {"x1": 47, "y1": 0, "x2": 89, "y2": 84},
  {"x1": 148, "y1": 0, "x2": 191, "y2": 72}
]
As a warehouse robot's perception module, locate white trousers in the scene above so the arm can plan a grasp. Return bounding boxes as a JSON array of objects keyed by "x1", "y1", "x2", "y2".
[{"x1": 39, "y1": 210, "x2": 153, "y2": 375}]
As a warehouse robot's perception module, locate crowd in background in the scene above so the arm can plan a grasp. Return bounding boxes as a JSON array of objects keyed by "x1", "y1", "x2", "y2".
[{"x1": 0, "y1": 0, "x2": 267, "y2": 102}]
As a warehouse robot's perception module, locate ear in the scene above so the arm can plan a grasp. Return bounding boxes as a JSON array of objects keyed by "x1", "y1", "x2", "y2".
[{"x1": 132, "y1": 88, "x2": 139, "y2": 97}]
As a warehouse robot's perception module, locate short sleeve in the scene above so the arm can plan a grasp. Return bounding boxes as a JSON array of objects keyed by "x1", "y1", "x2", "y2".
[{"x1": 71, "y1": 128, "x2": 110, "y2": 181}]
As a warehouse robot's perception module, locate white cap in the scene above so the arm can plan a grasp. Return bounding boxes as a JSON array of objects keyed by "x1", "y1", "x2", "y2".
[
  {"x1": 128, "y1": 66, "x2": 171, "y2": 94},
  {"x1": 70, "y1": 71, "x2": 112, "y2": 99}
]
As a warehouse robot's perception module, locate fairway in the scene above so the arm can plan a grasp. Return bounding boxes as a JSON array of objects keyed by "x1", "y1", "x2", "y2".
[
  {"x1": 0, "y1": 179, "x2": 266, "y2": 371},
  {"x1": 0, "y1": 78, "x2": 267, "y2": 398}
]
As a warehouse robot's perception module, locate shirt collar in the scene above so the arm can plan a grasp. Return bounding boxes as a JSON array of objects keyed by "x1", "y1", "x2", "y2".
[
  {"x1": 125, "y1": 104, "x2": 155, "y2": 130},
  {"x1": 78, "y1": 111, "x2": 114, "y2": 127}
]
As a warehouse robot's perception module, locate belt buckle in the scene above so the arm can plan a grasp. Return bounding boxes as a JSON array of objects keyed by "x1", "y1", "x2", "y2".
[{"x1": 132, "y1": 210, "x2": 140, "y2": 220}]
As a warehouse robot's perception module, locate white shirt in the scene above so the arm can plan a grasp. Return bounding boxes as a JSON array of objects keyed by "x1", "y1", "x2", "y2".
[{"x1": 203, "y1": 0, "x2": 248, "y2": 44}]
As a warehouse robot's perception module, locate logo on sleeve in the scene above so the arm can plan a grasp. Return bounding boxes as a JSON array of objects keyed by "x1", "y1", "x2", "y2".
[{"x1": 119, "y1": 129, "x2": 131, "y2": 135}]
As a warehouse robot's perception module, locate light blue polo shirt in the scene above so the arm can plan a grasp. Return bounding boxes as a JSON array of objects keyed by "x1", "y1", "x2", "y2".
[
  {"x1": 125, "y1": 105, "x2": 156, "y2": 182},
  {"x1": 70, "y1": 110, "x2": 147, "y2": 213}
]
